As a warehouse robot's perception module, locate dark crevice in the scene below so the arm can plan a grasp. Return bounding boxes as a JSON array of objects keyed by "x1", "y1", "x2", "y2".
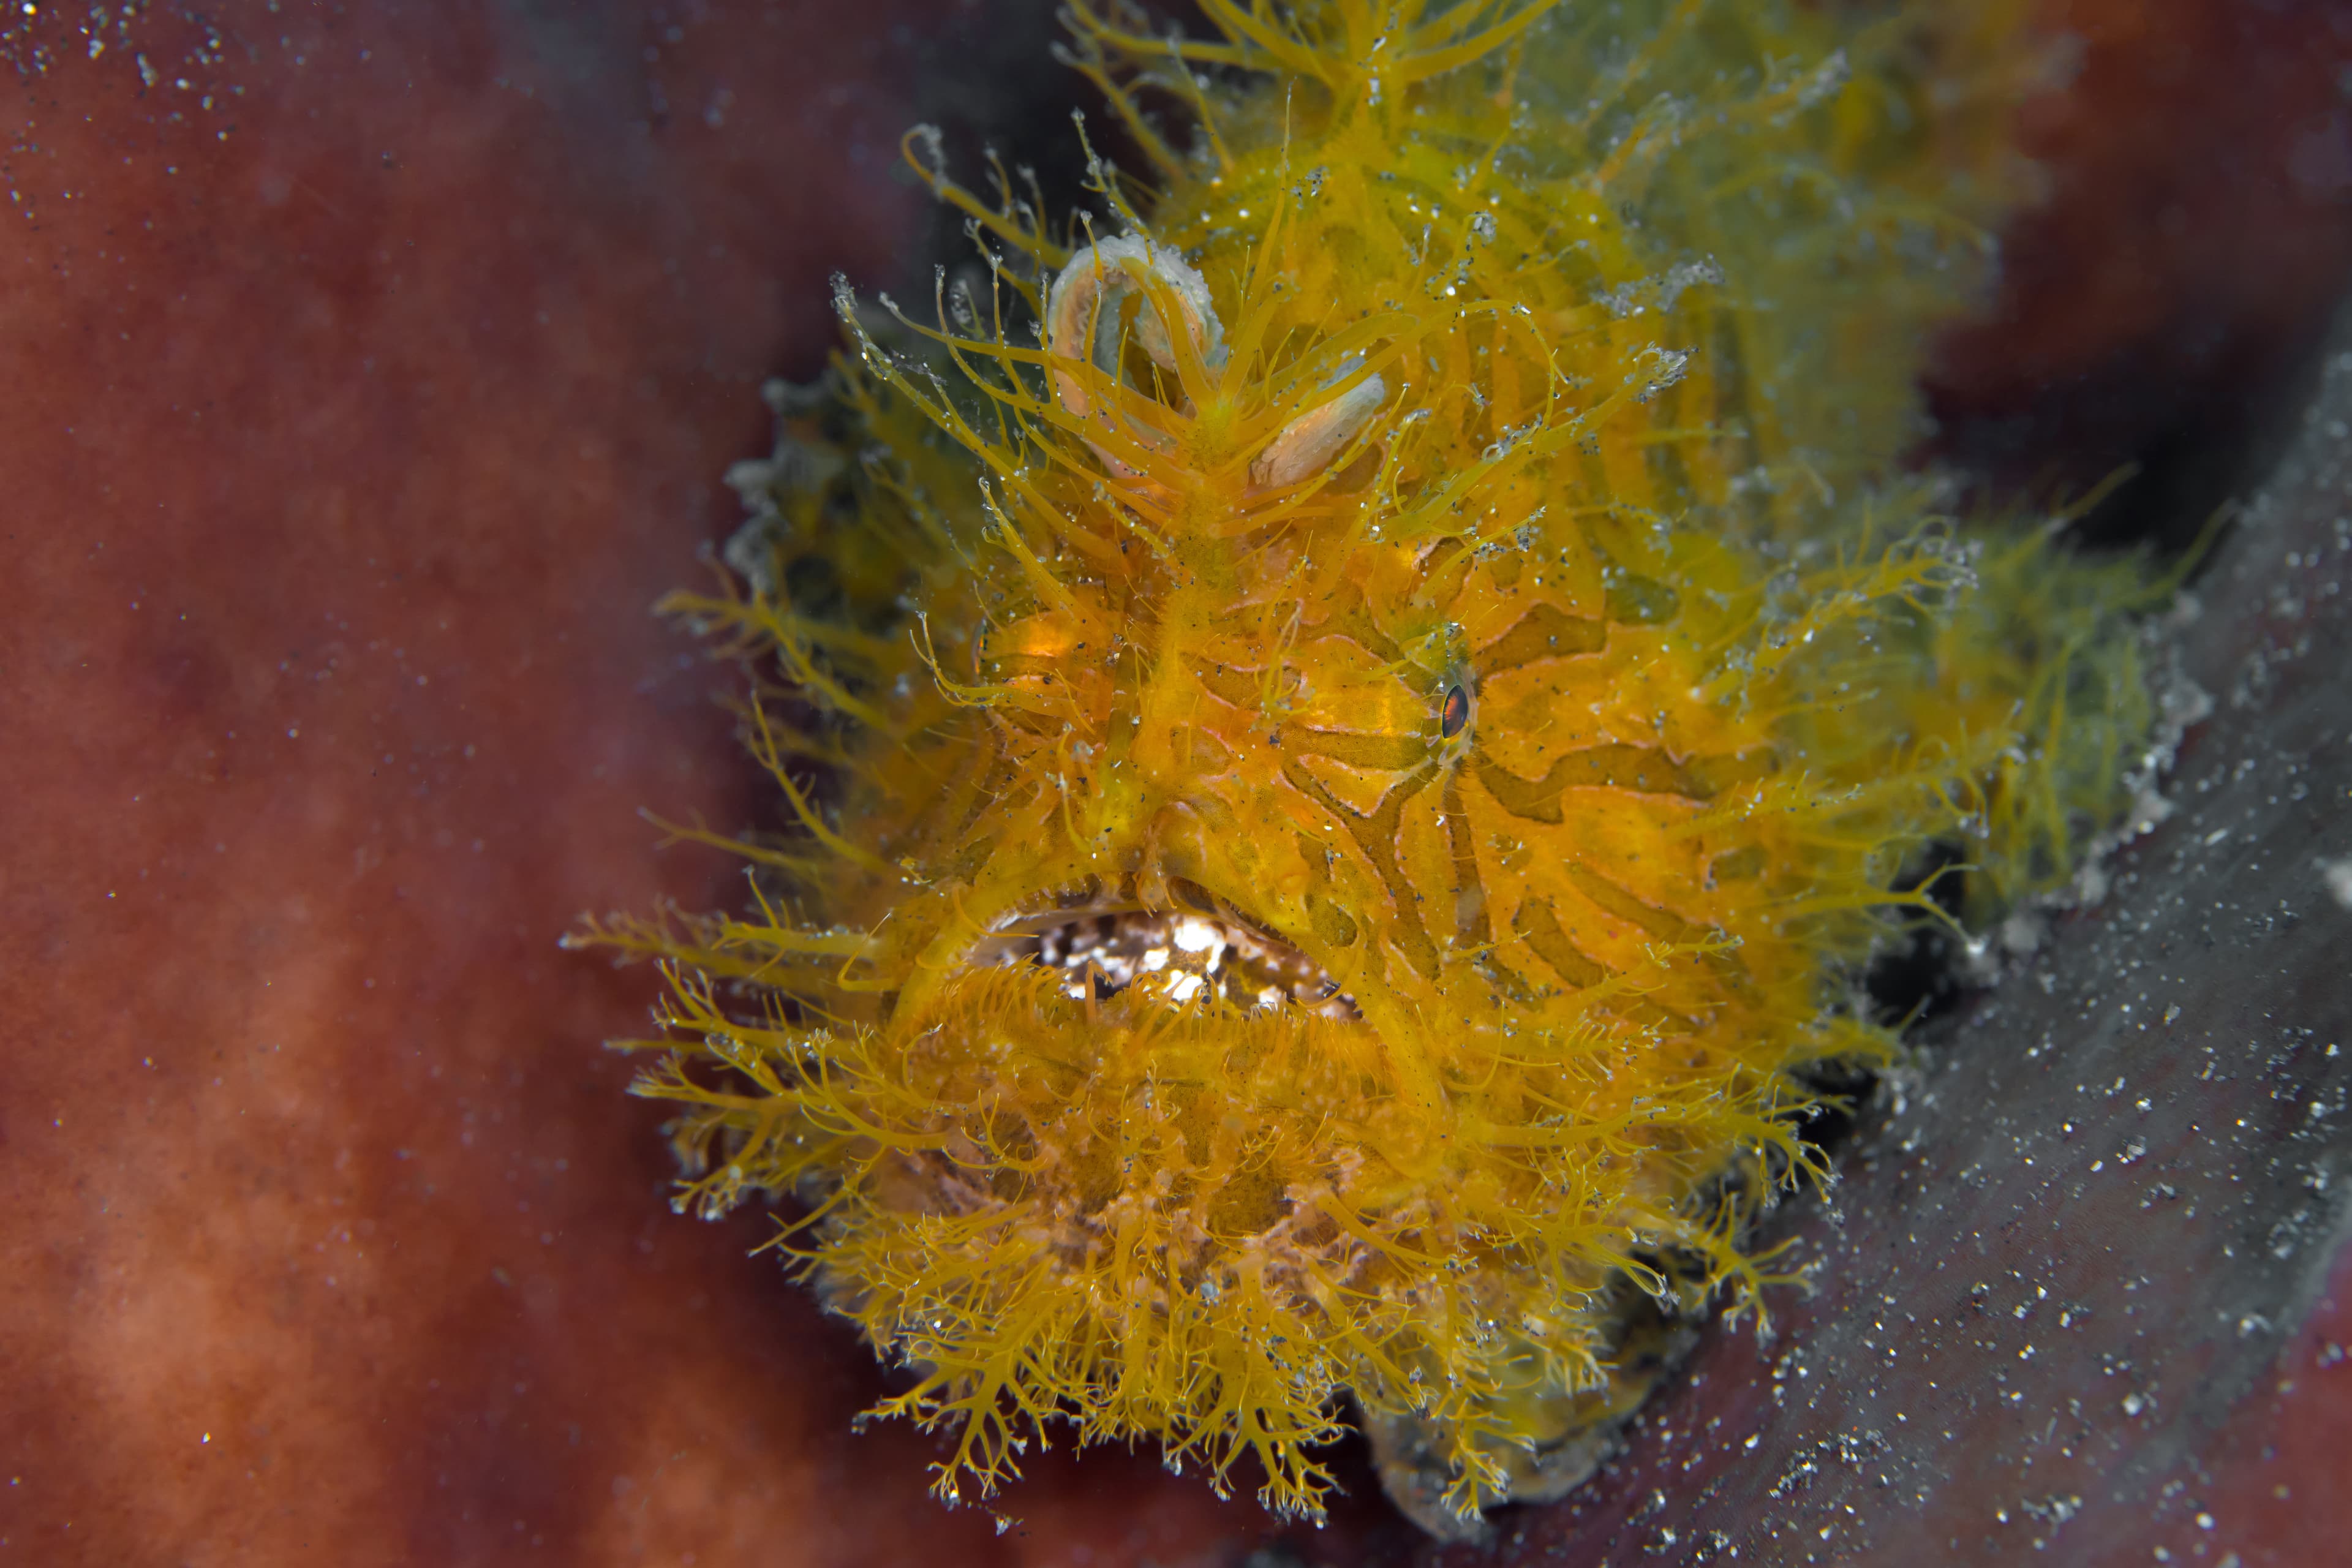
[
  {"x1": 1929, "y1": 307, "x2": 2337, "y2": 571},
  {"x1": 1862, "y1": 842, "x2": 1973, "y2": 1033},
  {"x1": 892, "y1": 6, "x2": 1219, "y2": 304}
]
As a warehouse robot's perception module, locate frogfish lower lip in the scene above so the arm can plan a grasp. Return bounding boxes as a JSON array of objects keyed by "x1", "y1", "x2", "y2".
[{"x1": 968, "y1": 900, "x2": 1359, "y2": 1019}]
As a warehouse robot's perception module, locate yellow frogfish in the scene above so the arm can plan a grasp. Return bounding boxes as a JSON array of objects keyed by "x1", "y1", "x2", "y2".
[{"x1": 579, "y1": 0, "x2": 2159, "y2": 1538}]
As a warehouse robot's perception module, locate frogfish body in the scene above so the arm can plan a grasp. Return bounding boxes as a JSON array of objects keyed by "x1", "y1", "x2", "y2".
[{"x1": 583, "y1": 0, "x2": 2155, "y2": 1536}]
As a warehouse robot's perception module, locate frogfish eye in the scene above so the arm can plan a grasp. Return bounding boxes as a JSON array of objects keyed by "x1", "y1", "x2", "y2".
[{"x1": 1439, "y1": 682, "x2": 1472, "y2": 739}]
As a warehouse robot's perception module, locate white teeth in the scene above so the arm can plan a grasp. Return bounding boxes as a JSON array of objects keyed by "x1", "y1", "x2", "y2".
[
  {"x1": 1170, "y1": 914, "x2": 1221, "y2": 954},
  {"x1": 994, "y1": 905, "x2": 1357, "y2": 1019}
]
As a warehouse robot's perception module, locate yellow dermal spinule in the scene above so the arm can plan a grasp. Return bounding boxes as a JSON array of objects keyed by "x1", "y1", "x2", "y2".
[{"x1": 582, "y1": 0, "x2": 2154, "y2": 1536}]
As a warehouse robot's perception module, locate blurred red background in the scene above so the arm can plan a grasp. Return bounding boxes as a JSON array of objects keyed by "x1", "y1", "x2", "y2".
[{"x1": 3, "y1": 3, "x2": 2346, "y2": 1564}]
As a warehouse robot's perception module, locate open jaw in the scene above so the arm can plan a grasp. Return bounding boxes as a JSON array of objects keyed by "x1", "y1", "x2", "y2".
[{"x1": 968, "y1": 900, "x2": 1360, "y2": 1021}]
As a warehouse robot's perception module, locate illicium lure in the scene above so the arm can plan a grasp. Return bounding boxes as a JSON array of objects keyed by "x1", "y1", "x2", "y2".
[{"x1": 579, "y1": 0, "x2": 2157, "y2": 1537}]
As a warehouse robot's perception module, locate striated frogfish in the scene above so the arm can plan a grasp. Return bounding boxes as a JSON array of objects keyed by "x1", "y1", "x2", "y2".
[{"x1": 576, "y1": 0, "x2": 2163, "y2": 1538}]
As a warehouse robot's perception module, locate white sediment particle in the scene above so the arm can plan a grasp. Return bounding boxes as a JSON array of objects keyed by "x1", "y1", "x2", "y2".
[{"x1": 2319, "y1": 855, "x2": 2352, "y2": 911}]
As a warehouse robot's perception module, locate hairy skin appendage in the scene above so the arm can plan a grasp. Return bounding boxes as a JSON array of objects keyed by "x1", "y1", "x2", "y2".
[{"x1": 573, "y1": 0, "x2": 2167, "y2": 1538}]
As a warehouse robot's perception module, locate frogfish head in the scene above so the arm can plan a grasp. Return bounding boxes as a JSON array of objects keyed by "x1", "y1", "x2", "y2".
[{"x1": 860, "y1": 222, "x2": 1834, "y2": 1125}]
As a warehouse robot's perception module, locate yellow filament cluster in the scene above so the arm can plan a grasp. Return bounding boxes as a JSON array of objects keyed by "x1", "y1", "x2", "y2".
[{"x1": 582, "y1": 0, "x2": 2155, "y2": 1529}]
